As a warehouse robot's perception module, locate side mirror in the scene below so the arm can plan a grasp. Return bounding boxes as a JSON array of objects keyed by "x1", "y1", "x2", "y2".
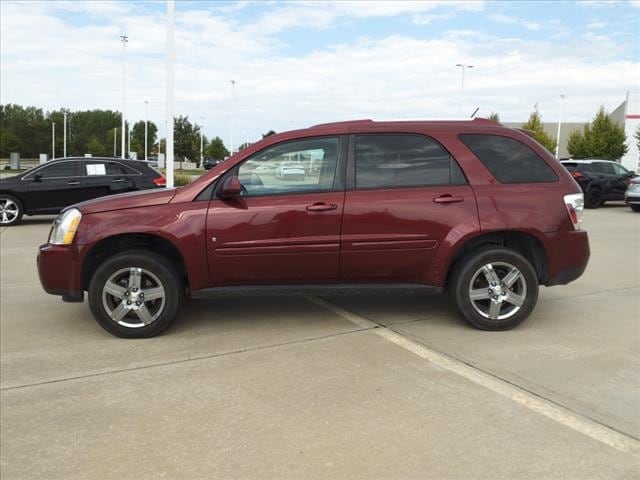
[
  {"x1": 33, "y1": 173, "x2": 42, "y2": 182},
  {"x1": 219, "y1": 175, "x2": 242, "y2": 198}
]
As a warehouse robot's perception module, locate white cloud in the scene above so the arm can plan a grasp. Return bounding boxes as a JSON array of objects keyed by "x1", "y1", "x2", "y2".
[
  {"x1": 587, "y1": 21, "x2": 608, "y2": 29},
  {"x1": 488, "y1": 13, "x2": 543, "y2": 31},
  {"x1": 1, "y1": 0, "x2": 638, "y2": 147}
]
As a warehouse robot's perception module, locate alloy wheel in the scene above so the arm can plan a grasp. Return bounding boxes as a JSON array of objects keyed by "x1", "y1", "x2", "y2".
[
  {"x1": 0, "y1": 198, "x2": 19, "y2": 225},
  {"x1": 468, "y1": 261, "x2": 527, "y2": 321}
]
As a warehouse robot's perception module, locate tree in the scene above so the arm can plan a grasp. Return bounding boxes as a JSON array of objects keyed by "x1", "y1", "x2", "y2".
[
  {"x1": 130, "y1": 120, "x2": 158, "y2": 159},
  {"x1": 204, "y1": 136, "x2": 229, "y2": 159},
  {"x1": 86, "y1": 136, "x2": 106, "y2": 156},
  {"x1": 238, "y1": 142, "x2": 252, "y2": 151},
  {"x1": 488, "y1": 112, "x2": 500, "y2": 123},
  {"x1": 0, "y1": 129, "x2": 21, "y2": 156},
  {"x1": 262, "y1": 130, "x2": 276, "y2": 138},
  {"x1": 522, "y1": 106, "x2": 557, "y2": 153},
  {"x1": 173, "y1": 115, "x2": 199, "y2": 162},
  {"x1": 567, "y1": 106, "x2": 628, "y2": 160},
  {"x1": 634, "y1": 125, "x2": 640, "y2": 151}
]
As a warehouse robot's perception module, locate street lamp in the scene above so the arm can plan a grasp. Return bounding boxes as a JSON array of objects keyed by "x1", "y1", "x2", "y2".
[
  {"x1": 144, "y1": 100, "x2": 149, "y2": 160},
  {"x1": 120, "y1": 35, "x2": 128, "y2": 159},
  {"x1": 455, "y1": 63, "x2": 474, "y2": 116},
  {"x1": 113, "y1": 127, "x2": 117, "y2": 157},
  {"x1": 165, "y1": 0, "x2": 175, "y2": 187},
  {"x1": 230, "y1": 79, "x2": 236, "y2": 156},
  {"x1": 52, "y1": 122, "x2": 56, "y2": 159},
  {"x1": 555, "y1": 94, "x2": 565, "y2": 159},
  {"x1": 128, "y1": 128, "x2": 131, "y2": 159}
]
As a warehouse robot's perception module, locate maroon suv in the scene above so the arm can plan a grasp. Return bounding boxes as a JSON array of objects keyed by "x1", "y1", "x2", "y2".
[{"x1": 37, "y1": 119, "x2": 589, "y2": 337}]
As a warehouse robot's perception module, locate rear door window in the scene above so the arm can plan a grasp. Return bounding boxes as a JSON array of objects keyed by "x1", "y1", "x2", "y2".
[
  {"x1": 26, "y1": 161, "x2": 80, "y2": 179},
  {"x1": 459, "y1": 134, "x2": 558, "y2": 183},
  {"x1": 354, "y1": 134, "x2": 466, "y2": 189}
]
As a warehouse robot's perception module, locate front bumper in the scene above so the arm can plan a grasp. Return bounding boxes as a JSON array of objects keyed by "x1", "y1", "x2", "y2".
[
  {"x1": 544, "y1": 229, "x2": 590, "y2": 286},
  {"x1": 624, "y1": 193, "x2": 640, "y2": 205},
  {"x1": 37, "y1": 244, "x2": 85, "y2": 302}
]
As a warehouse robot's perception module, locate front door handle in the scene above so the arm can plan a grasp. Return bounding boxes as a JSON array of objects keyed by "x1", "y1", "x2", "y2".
[
  {"x1": 112, "y1": 178, "x2": 126, "y2": 183},
  {"x1": 433, "y1": 194, "x2": 464, "y2": 204},
  {"x1": 306, "y1": 202, "x2": 337, "y2": 212},
  {"x1": 67, "y1": 180, "x2": 80, "y2": 185}
]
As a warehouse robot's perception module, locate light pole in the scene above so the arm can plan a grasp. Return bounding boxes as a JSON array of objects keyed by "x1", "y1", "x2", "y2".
[
  {"x1": 165, "y1": 0, "x2": 175, "y2": 187},
  {"x1": 128, "y1": 128, "x2": 131, "y2": 159},
  {"x1": 455, "y1": 63, "x2": 474, "y2": 116},
  {"x1": 63, "y1": 111, "x2": 67, "y2": 157},
  {"x1": 144, "y1": 100, "x2": 149, "y2": 160},
  {"x1": 555, "y1": 94, "x2": 565, "y2": 159},
  {"x1": 120, "y1": 35, "x2": 128, "y2": 159},
  {"x1": 52, "y1": 122, "x2": 56, "y2": 159},
  {"x1": 230, "y1": 79, "x2": 236, "y2": 156},
  {"x1": 200, "y1": 116, "x2": 204, "y2": 167},
  {"x1": 113, "y1": 127, "x2": 117, "y2": 157}
]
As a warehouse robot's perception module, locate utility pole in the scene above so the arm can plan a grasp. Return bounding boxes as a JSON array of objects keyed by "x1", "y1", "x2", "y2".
[
  {"x1": 555, "y1": 94, "x2": 565, "y2": 159},
  {"x1": 120, "y1": 35, "x2": 128, "y2": 159},
  {"x1": 230, "y1": 79, "x2": 236, "y2": 156},
  {"x1": 165, "y1": 0, "x2": 175, "y2": 187},
  {"x1": 63, "y1": 112, "x2": 67, "y2": 157},
  {"x1": 200, "y1": 116, "x2": 204, "y2": 167},
  {"x1": 455, "y1": 63, "x2": 474, "y2": 116},
  {"x1": 144, "y1": 100, "x2": 149, "y2": 160},
  {"x1": 52, "y1": 122, "x2": 56, "y2": 159}
]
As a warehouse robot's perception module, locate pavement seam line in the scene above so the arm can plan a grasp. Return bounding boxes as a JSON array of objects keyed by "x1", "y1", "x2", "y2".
[
  {"x1": 307, "y1": 296, "x2": 640, "y2": 459},
  {"x1": 0, "y1": 327, "x2": 373, "y2": 392}
]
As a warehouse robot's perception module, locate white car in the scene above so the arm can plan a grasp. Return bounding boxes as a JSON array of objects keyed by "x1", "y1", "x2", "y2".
[
  {"x1": 625, "y1": 176, "x2": 640, "y2": 212},
  {"x1": 275, "y1": 163, "x2": 305, "y2": 180}
]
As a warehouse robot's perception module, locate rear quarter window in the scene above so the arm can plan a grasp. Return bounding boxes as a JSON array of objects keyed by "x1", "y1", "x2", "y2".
[{"x1": 459, "y1": 134, "x2": 558, "y2": 183}]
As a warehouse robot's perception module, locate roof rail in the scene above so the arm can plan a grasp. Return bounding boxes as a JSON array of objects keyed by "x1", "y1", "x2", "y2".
[{"x1": 310, "y1": 119, "x2": 374, "y2": 128}]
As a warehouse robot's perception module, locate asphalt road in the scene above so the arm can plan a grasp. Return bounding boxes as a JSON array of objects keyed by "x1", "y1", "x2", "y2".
[{"x1": 1, "y1": 205, "x2": 639, "y2": 479}]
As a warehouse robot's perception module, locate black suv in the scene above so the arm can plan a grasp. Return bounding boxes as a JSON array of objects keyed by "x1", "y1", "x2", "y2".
[
  {"x1": 0, "y1": 157, "x2": 166, "y2": 226},
  {"x1": 560, "y1": 159, "x2": 636, "y2": 208}
]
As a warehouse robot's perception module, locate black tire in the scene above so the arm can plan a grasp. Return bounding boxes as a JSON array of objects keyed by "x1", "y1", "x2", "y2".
[
  {"x1": 584, "y1": 186, "x2": 605, "y2": 209},
  {"x1": 449, "y1": 247, "x2": 539, "y2": 331},
  {"x1": 630, "y1": 205, "x2": 640, "y2": 212},
  {"x1": 0, "y1": 194, "x2": 24, "y2": 226},
  {"x1": 88, "y1": 250, "x2": 183, "y2": 338}
]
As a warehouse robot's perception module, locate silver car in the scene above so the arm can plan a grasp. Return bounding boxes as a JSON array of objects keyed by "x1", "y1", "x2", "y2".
[{"x1": 625, "y1": 177, "x2": 640, "y2": 212}]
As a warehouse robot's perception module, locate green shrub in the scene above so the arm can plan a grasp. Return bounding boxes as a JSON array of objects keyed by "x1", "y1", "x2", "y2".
[{"x1": 174, "y1": 173, "x2": 192, "y2": 186}]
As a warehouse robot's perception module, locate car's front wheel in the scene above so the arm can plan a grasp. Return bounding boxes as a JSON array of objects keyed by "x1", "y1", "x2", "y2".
[
  {"x1": 450, "y1": 247, "x2": 539, "y2": 331},
  {"x1": 88, "y1": 250, "x2": 183, "y2": 338},
  {"x1": 0, "y1": 194, "x2": 23, "y2": 226},
  {"x1": 630, "y1": 204, "x2": 640, "y2": 212}
]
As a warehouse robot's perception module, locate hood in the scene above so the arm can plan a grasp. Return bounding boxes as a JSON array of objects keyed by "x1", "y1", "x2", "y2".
[
  {"x1": 0, "y1": 175, "x2": 21, "y2": 185},
  {"x1": 73, "y1": 188, "x2": 177, "y2": 215}
]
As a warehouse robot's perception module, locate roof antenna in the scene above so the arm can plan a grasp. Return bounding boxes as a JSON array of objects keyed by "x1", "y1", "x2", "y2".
[{"x1": 470, "y1": 107, "x2": 479, "y2": 118}]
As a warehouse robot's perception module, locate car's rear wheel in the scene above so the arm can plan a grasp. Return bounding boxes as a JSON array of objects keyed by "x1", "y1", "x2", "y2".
[
  {"x1": 88, "y1": 250, "x2": 183, "y2": 338},
  {"x1": 450, "y1": 247, "x2": 539, "y2": 331},
  {"x1": 630, "y1": 205, "x2": 640, "y2": 212},
  {"x1": 0, "y1": 194, "x2": 23, "y2": 226},
  {"x1": 585, "y1": 186, "x2": 605, "y2": 208}
]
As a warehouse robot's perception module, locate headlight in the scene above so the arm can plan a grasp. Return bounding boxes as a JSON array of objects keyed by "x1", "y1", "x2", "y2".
[{"x1": 49, "y1": 208, "x2": 82, "y2": 245}]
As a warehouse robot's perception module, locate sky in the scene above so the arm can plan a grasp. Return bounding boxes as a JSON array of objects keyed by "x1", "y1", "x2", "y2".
[{"x1": 1, "y1": 0, "x2": 639, "y2": 148}]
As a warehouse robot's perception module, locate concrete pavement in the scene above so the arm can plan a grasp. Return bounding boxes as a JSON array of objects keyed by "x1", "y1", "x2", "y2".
[{"x1": 1, "y1": 206, "x2": 639, "y2": 479}]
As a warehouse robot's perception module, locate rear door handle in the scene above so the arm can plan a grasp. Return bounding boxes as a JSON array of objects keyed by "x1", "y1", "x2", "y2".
[
  {"x1": 306, "y1": 202, "x2": 337, "y2": 212},
  {"x1": 67, "y1": 180, "x2": 80, "y2": 185},
  {"x1": 433, "y1": 194, "x2": 464, "y2": 204}
]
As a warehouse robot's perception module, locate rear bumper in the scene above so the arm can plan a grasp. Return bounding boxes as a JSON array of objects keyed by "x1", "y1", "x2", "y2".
[
  {"x1": 37, "y1": 244, "x2": 85, "y2": 302},
  {"x1": 544, "y1": 229, "x2": 590, "y2": 286}
]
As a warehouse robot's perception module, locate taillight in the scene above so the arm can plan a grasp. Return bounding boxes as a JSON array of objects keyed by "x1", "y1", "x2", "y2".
[
  {"x1": 563, "y1": 193, "x2": 584, "y2": 230},
  {"x1": 153, "y1": 176, "x2": 166, "y2": 187},
  {"x1": 571, "y1": 171, "x2": 583, "y2": 179}
]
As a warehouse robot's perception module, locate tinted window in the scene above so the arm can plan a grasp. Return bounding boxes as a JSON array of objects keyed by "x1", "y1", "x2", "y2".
[
  {"x1": 237, "y1": 137, "x2": 339, "y2": 196},
  {"x1": 611, "y1": 163, "x2": 629, "y2": 176},
  {"x1": 459, "y1": 134, "x2": 558, "y2": 183},
  {"x1": 355, "y1": 134, "x2": 465, "y2": 189},
  {"x1": 591, "y1": 162, "x2": 616, "y2": 175},
  {"x1": 30, "y1": 161, "x2": 80, "y2": 179}
]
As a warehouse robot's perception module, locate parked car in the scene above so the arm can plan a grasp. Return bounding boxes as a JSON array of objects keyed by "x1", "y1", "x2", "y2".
[
  {"x1": 145, "y1": 156, "x2": 159, "y2": 168},
  {"x1": 275, "y1": 162, "x2": 305, "y2": 180},
  {"x1": 625, "y1": 176, "x2": 640, "y2": 212},
  {"x1": 37, "y1": 118, "x2": 590, "y2": 338},
  {"x1": 560, "y1": 159, "x2": 636, "y2": 208},
  {"x1": 203, "y1": 158, "x2": 223, "y2": 170},
  {"x1": 0, "y1": 157, "x2": 165, "y2": 226}
]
